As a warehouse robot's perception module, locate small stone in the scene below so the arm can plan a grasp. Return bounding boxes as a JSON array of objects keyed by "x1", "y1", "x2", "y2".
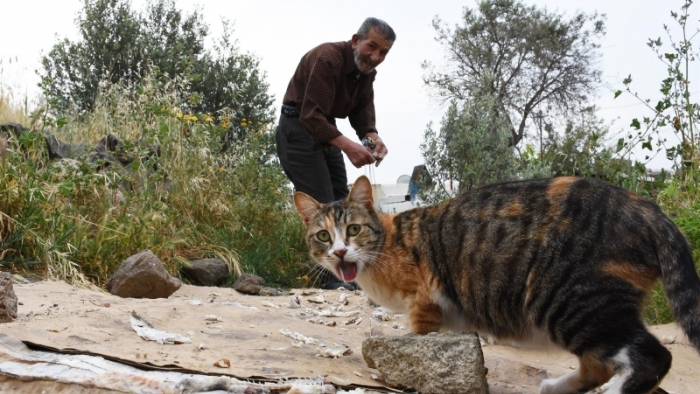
[
  {"x1": 362, "y1": 332, "x2": 488, "y2": 394},
  {"x1": 259, "y1": 287, "x2": 286, "y2": 297},
  {"x1": 0, "y1": 272, "x2": 18, "y2": 323},
  {"x1": 233, "y1": 273, "x2": 265, "y2": 295},
  {"x1": 106, "y1": 249, "x2": 181, "y2": 299},
  {"x1": 181, "y1": 258, "x2": 230, "y2": 287}
]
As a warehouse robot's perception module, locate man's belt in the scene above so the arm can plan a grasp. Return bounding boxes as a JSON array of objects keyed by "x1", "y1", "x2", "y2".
[{"x1": 281, "y1": 104, "x2": 300, "y2": 117}]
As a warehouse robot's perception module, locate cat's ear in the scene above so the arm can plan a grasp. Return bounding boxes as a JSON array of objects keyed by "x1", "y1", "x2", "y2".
[
  {"x1": 294, "y1": 192, "x2": 322, "y2": 227},
  {"x1": 348, "y1": 176, "x2": 374, "y2": 211}
]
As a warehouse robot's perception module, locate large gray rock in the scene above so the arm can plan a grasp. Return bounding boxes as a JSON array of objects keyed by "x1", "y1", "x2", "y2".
[
  {"x1": 0, "y1": 272, "x2": 18, "y2": 323},
  {"x1": 181, "y1": 258, "x2": 230, "y2": 287},
  {"x1": 233, "y1": 273, "x2": 265, "y2": 295},
  {"x1": 362, "y1": 332, "x2": 488, "y2": 394},
  {"x1": 106, "y1": 250, "x2": 181, "y2": 298}
]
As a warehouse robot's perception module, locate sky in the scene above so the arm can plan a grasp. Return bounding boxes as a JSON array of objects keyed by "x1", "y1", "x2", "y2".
[{"x1": 0, "y1": 0, "x2": 695, "y2": 184}]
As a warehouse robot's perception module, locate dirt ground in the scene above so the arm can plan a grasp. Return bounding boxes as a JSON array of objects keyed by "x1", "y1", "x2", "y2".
[{"x1": 1, "y1": 280, "x2": 698, "y2": 393}]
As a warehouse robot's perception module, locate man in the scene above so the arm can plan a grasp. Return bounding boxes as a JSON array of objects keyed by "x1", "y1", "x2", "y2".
[
  {"x1": 276, "y1": 17, "x2": 395, "y2": 289},
  {"x1": 276, "y1": 17, "x2": 395, "y2": 202}
]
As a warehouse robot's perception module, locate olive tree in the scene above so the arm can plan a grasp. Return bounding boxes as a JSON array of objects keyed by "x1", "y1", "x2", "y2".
[
  {"x1": 423, "y1": 0, "x2": 605, "y2": 147},
  {"x1": 39, "y1": 0, "x2": 274, "y2": 149}
]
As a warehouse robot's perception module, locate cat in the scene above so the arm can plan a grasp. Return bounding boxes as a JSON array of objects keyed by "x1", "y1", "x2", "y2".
[{"x1": 294, "y1": 175, "x2": 700, "y2": 394}]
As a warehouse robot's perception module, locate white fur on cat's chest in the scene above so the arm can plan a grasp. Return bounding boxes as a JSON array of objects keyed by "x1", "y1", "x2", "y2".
[{"x1": 355, "y1": 275, "x2": 410, "y2": 313}]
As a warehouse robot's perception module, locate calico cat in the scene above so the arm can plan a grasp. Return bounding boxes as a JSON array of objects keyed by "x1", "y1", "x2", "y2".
[{"x1": 294, "y1": 175, "x2": 700, "y2": 394}]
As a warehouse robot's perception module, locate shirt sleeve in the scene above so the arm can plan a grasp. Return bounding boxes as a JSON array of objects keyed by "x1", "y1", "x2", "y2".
[
  {"x1": 349, "y1": 85, "x2": 378, "y2": 140},
  {"x1": 298, "y1": 56, "x2": 343, "y2": 149}
]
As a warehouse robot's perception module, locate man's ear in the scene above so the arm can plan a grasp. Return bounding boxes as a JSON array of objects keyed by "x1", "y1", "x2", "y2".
[
  {"x1": 348, "y1": 176, "x2": 374, "y2": 211},
  {"x1": 351, "y1": 34, "x2": 360, "y2": 49},
  {"x1": 294, "y1": 192, "x2": 322, "y2": 227}
]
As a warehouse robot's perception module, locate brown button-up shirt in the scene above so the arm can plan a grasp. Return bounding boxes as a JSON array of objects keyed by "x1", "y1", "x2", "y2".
[{"x1": 283, "y1": 40, "x2": 378, "y2": 150}]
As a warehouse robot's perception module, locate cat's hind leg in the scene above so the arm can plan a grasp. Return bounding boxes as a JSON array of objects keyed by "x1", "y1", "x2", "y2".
[
  {"x1": 599, "y1": 329, "x2": 671, "y2": 394},
  {"x1": 541, "y1": 329, "x2": 671, "y2": 394},
  {"x1": 540, "y1": 353, "x2": 614, "y2": 394}
]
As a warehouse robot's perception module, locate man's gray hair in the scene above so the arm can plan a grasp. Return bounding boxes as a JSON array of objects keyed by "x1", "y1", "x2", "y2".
[{"x1": 357, "y1": 17, "x2": 396, "y2": 42}]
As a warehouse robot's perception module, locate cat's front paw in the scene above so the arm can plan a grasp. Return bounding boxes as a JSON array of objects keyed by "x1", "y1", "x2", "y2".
[
  {"x1": 539, "y1": 372, "x2": 578, "y2": 394},
  {"x1": 599, "y1": 374, "x2": 624, "y2": 394}
]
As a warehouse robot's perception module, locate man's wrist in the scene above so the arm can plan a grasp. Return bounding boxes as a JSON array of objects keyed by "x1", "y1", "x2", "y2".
[
  {"x1": 329, "y1": 134, "x2": 353, "y2": 151},
  {"x1": 364, "y1": 131, "x2": 379, "y2": 139}
]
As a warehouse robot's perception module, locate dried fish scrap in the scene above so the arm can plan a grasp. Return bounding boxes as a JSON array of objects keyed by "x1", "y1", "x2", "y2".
[
  {"x1": 315, "y1": 346, "x2": 352, "y2": 358},
  {"x1": 343, "y1": 316, "x2": 363, "y2": 325},
  {"x1": 130, "y1": 311, "x2": 192, "y2": 345},
  {"x1": 279, "y1": 329, "x2": 318, "y2": 345},
  {"x1": 261, "y1": 301, "x2": 280, "y2": 309},
  {"x1": 307, "y1": 308, "x2": 360, "y2": 318},
  {"x1": 371, "y1": 309, "x2": 392, "y2": 322},
  {"x1": 287, "y1": 295, "x2": 302, "y2": 308},
  {"x1": 307, "y1": 294, "x2": 326, "y2": 304},
  {"x1": 223, "y1": 302, "x2": 260, "y2": 311}
]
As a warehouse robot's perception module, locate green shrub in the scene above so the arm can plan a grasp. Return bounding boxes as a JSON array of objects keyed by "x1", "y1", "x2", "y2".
[{"x1": 1, "y1": 73, "x2": 308, "y2": 288}]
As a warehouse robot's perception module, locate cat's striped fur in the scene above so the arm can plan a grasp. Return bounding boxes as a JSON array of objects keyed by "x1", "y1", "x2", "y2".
[{"x1": 294, "y1": 176, "x2": 700, "y2": 394}]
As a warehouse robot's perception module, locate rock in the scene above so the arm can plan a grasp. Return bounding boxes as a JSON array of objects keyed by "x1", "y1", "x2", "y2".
[
  {"x1": 181, "y1": 258, "x2": 230, "y2": 287},
  {"x1": 233, "y1": 273, "x2": 265, "y2": 295},
  {"x1": 0, "y1": 272, "x2": 18, "y2": 323},
  {"x1": 362, "y1": 332, "x2": 488, "y2": 394},
  {"x1": 106, "y1": 250, "x2": 181, "y2": 298},
  {"x1": 0, "y1": 122, "x2": 28, "y2": 138},
  {"x1": 258, "y1": 287, "x2": 287, "y2": 297}
]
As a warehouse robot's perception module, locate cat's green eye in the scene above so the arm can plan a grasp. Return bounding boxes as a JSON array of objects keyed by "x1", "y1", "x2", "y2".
[
  {"x1": 317, "y1": 230, "x2": 331, "y2": 242},
  {"x1": 347, "y1": 224, "x2": 361, "y2": 236}
]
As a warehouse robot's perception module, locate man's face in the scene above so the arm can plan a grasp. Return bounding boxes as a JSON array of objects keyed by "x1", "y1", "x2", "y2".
[{"x1": 351, "y1": 28, "x2": 393, "y2": 74}]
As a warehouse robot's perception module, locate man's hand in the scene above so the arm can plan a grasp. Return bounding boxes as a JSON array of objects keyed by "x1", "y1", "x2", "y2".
[
  {"x1": 365, "y1": 132, "x2": 387, "y2": 167},
  {"x1": 330, "y1": 135, "x2": 376, "y2": 168}
]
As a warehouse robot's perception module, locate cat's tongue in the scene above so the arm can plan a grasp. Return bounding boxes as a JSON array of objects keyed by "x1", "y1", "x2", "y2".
[{"x1": 337, "y1": 262, "x2": 358, "y2": 282}]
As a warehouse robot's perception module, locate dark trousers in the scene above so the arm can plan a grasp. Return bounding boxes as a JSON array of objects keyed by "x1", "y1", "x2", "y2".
[
  {"x1": 276, "y1": 113, "x2": 355, "y2": 290},
  {"x1": 275, "y1": 114, "x2": 349, "y2": 204}
]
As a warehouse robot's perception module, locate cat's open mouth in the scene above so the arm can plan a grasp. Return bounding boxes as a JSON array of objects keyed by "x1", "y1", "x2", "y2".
[{"x1": 336, "y1": 261, "x2": 358, "y2": 282}]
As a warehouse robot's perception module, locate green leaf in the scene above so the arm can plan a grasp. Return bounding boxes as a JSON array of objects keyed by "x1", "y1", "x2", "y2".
[
  {"x1": 59, "y1": 180, "x2": 75, "y2": 196},
  {"x1": 614, "y1": 90, "x2": 622, "y2": 99},
  {"x1": 18, "y1": 131, "x2": 35, "y2": 148},
  {"x1": 623, "y1": 75, "x2": 633, "y2": 85},
  {"x1": 616, "y1": 138, "x2": 625, "y2": 153},
  {"x1": 664, "y1": 53, "x2": 676, "y2": 61},
  {"x1": 630, "y1": 119, "x2": 641, "y2": 130},
  {"x1": 642, "y1": 141, "x2": 652, "y2": 151},
  {"x1": 56, "y1": 116, "x2": 68, "y2": 128},
  {"x1": 655, "y1": 100, "x2": 667, "y2": 112}
]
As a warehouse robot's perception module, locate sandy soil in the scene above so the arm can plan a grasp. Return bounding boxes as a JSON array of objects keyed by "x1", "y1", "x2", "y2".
[{"x1": 1, "y1": 280, "x2": 698, "y2": 393}]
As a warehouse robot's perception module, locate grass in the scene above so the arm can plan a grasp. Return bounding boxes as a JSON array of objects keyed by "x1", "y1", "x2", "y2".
[{"x1": 1, "y1": 75, "x2": 310, "y2": 289}]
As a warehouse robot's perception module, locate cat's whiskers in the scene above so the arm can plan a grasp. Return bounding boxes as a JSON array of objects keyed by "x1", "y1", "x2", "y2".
[{"x1": 302, "y1": 264, "x2": 328, "y2": 289}]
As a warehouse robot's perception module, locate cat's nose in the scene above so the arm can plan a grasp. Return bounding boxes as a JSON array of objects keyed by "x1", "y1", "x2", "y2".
[{"x1": 334, "y1": 249, "x2": 347, "y2": 258}]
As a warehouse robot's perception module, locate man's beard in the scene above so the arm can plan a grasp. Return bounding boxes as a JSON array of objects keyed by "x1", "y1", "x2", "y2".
[{"x1": 354, "y1": 47, "x2": 375, "y2": 74}]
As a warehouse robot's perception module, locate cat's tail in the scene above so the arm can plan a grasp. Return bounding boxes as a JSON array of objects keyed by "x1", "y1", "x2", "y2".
[{"x1": 657, "y1": 219, "x2": 700, "y2": 353}]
